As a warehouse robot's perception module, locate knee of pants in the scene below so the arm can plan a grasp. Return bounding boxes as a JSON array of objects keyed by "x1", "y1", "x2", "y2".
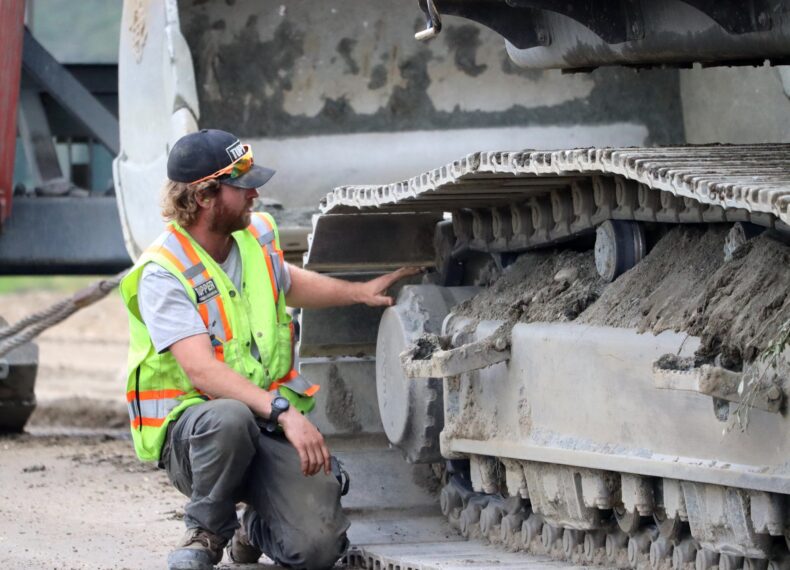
[
  {"x1": 280, "y1": 531, "x2": 349, "y2": 570},
  {"x1": 196, "y1": 399, "x2": 257, "y2": 448}
]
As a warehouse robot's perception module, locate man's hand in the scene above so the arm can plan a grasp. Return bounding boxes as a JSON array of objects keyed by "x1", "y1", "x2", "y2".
[
  {"x1": 353, "y1": 266, "x2": 422, "y2": 307},
  {"x1": 279, "y1": 408, "x2": 331, "y2": 476}
]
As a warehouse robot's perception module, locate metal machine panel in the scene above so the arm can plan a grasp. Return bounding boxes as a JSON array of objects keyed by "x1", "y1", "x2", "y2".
[
  {"x1": 0, "y1": 197, "x2": 131, "y2": 274},
  {"x1": 442, "y1": 321, "x2": 790, "y2": 494}
]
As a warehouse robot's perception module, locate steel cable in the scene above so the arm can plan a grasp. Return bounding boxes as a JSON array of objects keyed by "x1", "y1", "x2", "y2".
[{"x1": 0, "y1": 269, "x2": 129, "y2": 358}]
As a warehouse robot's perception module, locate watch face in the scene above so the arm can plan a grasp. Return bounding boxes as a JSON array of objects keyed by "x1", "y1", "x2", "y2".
[{"x1": 273, "y1": 397, "x2": 290, "y2": 412}]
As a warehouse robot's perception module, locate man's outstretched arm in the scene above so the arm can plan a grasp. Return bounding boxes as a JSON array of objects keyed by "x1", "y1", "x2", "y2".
[
  {"x1": 169, "y1": 333, "x2": 331, "y2": 477},
  {"x1": 285, "y1": 264, "x2": 421, "y2": 309}
]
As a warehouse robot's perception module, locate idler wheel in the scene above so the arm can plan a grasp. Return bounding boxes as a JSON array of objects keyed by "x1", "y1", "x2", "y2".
[
  {"x1": 594, "y1": 219, "x2": 646, "y2": 282},
  {"x1": 376, "y1": 285, "x2": 477, "y2": 463}
]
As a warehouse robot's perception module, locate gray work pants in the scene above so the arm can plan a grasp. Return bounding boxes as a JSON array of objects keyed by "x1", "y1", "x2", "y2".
[{"x1": 160, "y1": 399, "x2": 350, "y2": 570}]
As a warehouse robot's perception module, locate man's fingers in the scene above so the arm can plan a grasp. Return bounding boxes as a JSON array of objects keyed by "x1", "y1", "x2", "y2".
[
  {"x1": 308, "y1": 442, "x2": 323, "y2": 475},
  {"x1": 384, "y1": 267, "x2": 420, "y2": 286},
  {"x1": 371, "y1": 294, "x2": 393, "y2": 307},
  {"x1": 296, "y1": 444, "x2": 309, "y2": 475},
  {"x1": 321, "y1": 444, "x2": 332, "y2": 475}
]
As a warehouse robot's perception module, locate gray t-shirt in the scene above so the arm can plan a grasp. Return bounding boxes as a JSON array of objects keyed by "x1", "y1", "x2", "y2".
[{"x1": 138, "y1": 241, "x2": 291, "y2": 353}]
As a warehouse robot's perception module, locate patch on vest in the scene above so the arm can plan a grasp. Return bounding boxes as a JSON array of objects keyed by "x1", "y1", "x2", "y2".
[{"x1": 194, "y1": 279, "x2": 219, "y2": 304}]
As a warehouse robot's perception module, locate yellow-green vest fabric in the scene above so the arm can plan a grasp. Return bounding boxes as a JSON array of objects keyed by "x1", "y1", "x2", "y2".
[{"x1": 120, "y1": 213, "x2": 315, "y2": 462}]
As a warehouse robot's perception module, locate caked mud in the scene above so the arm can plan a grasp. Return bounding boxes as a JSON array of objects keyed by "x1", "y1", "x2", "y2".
[{"x1": 452, "y1": 225, "x2": 790, "y2": 368}]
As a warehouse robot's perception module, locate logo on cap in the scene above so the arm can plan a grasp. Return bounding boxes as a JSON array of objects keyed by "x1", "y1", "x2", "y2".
[{"x1": 225, "y1": 141, "x2": 245, "y2": 162}]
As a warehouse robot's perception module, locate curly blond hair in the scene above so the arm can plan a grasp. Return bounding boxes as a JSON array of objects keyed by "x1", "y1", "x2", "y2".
[{"x1": 160, "y1": 178, "x2": 220, "y2": 227}]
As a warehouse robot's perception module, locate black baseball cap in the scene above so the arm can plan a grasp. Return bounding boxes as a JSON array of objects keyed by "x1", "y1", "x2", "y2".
[{"x1": 167, "y1": 129, "x2": 275, "y2": 189}]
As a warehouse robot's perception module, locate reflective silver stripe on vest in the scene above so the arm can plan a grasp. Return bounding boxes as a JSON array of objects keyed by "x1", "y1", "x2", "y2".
[
  {"x1": 127, "y1": 398, "x2": 181, "y2": 421},
  {"x1": 256, "y1": 231, "x2": 275, "y2": 246},
  {"x1": 266, "y1": 243, "x2": 284, "y2": 292},
  {"x1": 183, "y1": 261, "x2": 206, "y2": 280},
  {"x1": 282, "y1": 373, "x2": 314, "y2": 396},
  {"x1": 249, "y1": 215, "x2": 285, "y2": 294}
]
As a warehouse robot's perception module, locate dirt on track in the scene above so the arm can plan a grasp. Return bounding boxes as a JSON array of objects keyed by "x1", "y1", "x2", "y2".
[{"x1": 454, "y1": 225, "x2": 790, "y2": 367}]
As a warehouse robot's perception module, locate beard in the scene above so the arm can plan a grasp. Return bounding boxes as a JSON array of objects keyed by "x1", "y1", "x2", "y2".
[{"x1": 208, "y1": 197, "x2": 251, "y2": 234}]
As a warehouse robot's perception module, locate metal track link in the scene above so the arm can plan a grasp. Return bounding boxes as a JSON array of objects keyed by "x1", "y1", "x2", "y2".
[
  {"x1": 320, "y1": 144, "x2": 790, "y2": 254},
  {"x1": 434, "y1": 472, "x2": 790, "y2": 570}
]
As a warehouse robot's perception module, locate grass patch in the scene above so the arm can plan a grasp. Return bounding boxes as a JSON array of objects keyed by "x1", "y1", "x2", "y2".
[{"x1": 0, "y1": 276, "x2": 101, "y2": 295}]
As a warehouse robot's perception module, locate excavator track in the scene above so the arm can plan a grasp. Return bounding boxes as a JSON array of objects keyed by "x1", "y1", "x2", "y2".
[
  {"x1": 303, "y1": 144, "x2": 790, "y2": 570},
  {"x1": 319, "y1": 144, "x2": 790, "y2": 257}
]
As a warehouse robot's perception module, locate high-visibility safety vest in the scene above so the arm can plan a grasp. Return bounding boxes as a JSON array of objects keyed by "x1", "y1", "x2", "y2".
[{"x1": 120, "y1": 213, "x2": 318, "y2": 462}]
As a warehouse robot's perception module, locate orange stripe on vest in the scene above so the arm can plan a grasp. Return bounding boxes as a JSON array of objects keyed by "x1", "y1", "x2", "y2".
[
  {"x1": 131, "y1": 417, "x2": 166, "y2": 429},
  {"x1": 126, "y1": 389, "x2": 186, "y2": 403}
]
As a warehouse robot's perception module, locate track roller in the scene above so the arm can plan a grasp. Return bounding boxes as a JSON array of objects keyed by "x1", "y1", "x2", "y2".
[
  {"x1": 606, "y1": 530, "x2": 629, "y2": 565},
  {"x1": 584, "y1": 530, "x2": 606, "y2": 561},
  {"x1": 594, "y1": 219, "x2": 646, "y2": 282},
  {"x1": 440, "y1": 475, "x2": 472, "y2": 523},
  {"x1": 650, "y1": 537, "x2": 673, "y2": 569},
  {"x1": 479, "y1": 501, "x2": 504, "y2": 538},
  {"x1": 628, "y1": 528, "x2": 654, "y2": 568},
  {"x1": 696, "y1": 548, "x2": 720, "y2": 570},
  {"x1": 562, "y1": 529, "x2": 583, "y2": 558},
  {"x1": 541, "y1": 523, "x2": 561, "y2": 550},
  {"x1": 459, "y1": 496, "x2": 488, "y2": 538},
  {"x1": 673, "y1": 538, "x2": 698, "y2": 570},
  {"x1": 521, "y1": 513, "x2": 543, "y2": 548},
  {"x1": 500, "y1": 512, "x2": 526, "y2": 546},
  {"x1": 720, "y1": 554, "x2": 745, "y2": 570}
]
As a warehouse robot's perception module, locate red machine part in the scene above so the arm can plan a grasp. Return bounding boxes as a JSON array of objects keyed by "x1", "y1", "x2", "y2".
[{"x1": 0, "y1": 1, "x2": 25, "y2": 224}]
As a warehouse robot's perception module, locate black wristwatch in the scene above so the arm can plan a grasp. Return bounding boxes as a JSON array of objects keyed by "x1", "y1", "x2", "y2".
[{"x1": 266, "y1": 396, "x2": 290, "y2": 432}]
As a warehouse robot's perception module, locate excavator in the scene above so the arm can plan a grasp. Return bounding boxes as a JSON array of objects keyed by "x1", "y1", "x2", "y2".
[{"x1": 3, "y1": 1, "x2": 790, "y2": 568}]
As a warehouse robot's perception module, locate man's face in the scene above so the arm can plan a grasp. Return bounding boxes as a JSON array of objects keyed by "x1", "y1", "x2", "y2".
[{"x1": 207, "y1": 183, "x2": 259, "y2": 234}]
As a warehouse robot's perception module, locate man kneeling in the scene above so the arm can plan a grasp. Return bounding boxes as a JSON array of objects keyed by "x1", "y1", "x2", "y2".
[{"x1": 120, "y1": 129, "x2": 415, "y2": 569}]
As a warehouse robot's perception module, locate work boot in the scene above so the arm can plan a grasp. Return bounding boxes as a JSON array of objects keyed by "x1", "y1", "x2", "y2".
[
  {"x1": 167, "y1": 527, "x2": 226, "y2": 570},
  {"x1": 227, "y1": 507, "x2": 263, "y2": 563}
]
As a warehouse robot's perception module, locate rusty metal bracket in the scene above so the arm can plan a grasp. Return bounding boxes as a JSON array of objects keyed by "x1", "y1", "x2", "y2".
[
  {"x1": 653, "y1": 360, "x2": 784, "y2": 414},
  {"x1": 402, "y1": 337, "x2": 511, "y2": 379}
]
